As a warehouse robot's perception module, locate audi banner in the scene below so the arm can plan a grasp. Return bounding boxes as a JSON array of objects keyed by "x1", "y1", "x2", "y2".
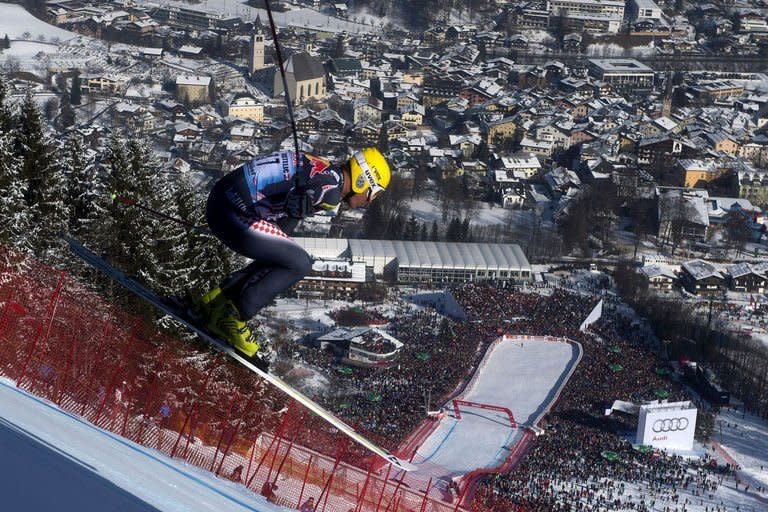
[{"x1": 636, "y1": 401, "x2": 697, "y2": 451}]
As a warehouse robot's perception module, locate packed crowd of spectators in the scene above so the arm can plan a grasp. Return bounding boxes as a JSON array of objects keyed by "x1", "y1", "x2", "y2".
[
  {"x1": 289, "y1": 283, "x2": 736, "y2": 510},
  {"x1": 464, "y1": 290, "x2": 729, "y2": 511}
]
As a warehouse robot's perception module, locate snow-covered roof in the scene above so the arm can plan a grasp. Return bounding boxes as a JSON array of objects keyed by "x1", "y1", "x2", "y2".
[
  {"x1": 682, "y1": 259, "x2": 722, "y2": 281},
  {"x1": 726, "y1": 262, "x2": 753, "y2": 279},
  {"x1": 176, "y1": 75, "x2": 211, "y2": 87},
  {"x1": 641, "y1": 265, "x2": 677, "y2": 280}
]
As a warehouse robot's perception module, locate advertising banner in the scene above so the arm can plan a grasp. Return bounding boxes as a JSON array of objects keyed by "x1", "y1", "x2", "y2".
[{"x1": 637, "y1": 402, "x2": 697, "y2": 451}]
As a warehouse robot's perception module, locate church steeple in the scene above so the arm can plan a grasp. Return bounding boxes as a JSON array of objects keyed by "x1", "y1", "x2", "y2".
[{"x1": 248, "y1": 30, "x2": 266, "y2": 75}]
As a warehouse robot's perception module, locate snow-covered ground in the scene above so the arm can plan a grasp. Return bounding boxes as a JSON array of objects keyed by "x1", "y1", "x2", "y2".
[
  {"x1": 716, "y1": 406, "x2": 768, "y2": 494},
  {"x1": 0, "y1": 4, "x2": 97, "y2": 74},
  {"x1": 133, "y1": 0, "x2": 392, "y2": 34},
  {"x1": 0, "y1": 4, "x2": 77, "y2": 42},
  {"x1": 0, "y1": 378, "x2": 283, "y2": 512}
]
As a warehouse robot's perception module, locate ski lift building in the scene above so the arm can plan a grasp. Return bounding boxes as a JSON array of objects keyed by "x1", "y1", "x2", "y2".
[{"x1": 295, "y1": 238, "x2": 531, "y2": 285}]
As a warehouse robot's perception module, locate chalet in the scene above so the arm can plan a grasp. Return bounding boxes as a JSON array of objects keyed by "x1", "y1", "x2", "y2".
[
  {"x1": 448, "y1": 133, "x2": 482, "y2": 158},
  {"x1": 726, "y1": 263, "x2": 768, "y2": 293},
  {"x1": 703, "y1": 132, "x2": 738, "y2": 155},
  {"x1": 563, "y1": 33, "x2": 582, "y2": 52},
  {"x1": 401, "y1": 105, "x2": 425, "y2": 128},
  {"x1": 178, "y1": 45, "x2": 204, "y2": 59},
  {"x1": 230, "y1": 123, "x2": 256, "y2": 142},
  {"x1": 326, "y1": 58, "x2": 363, "y2": 78},
  {"x1": 641, "y1": 265, "x2": 677, "y2": 291},
  {"x1": 349, "y1": 123, "x2": 380, "y2": 147},
  {"x1": 495, "y1": 153, "x2": 541, "y2": 181},
  {"x1": 353, "y1": 97, "x2": 383, "y2": 124},
  {"x1": 680, "y1": 260, "x2": 725, "y2": 296},
  {"x1": 316, "y1": 109, "x2": 346, "y2": 135},
  {"x1": 658, "y1": 189, "x2": 709, "y2": 243},
  {"x1": 520, "y1": 137, "x2": 554, "y2": 158}
]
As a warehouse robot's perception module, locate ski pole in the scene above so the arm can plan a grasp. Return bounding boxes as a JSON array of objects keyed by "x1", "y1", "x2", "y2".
[{"x1": 111, "y1": 193, "x2": 211, "y2": 234}]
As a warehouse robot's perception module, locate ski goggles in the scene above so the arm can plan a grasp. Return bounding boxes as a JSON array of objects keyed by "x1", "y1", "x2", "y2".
[{"x1": 354, "y1": 151, "x2": 385, "y2": 202}]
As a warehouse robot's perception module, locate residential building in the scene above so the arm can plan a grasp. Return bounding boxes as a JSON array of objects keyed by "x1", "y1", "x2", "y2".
[
  {"x1": 629, "y1": 0, "x2": 663, "y2": 22},
  {"x1": 726, "y1": 263, "x2": 767, "y2": 293},
  {"x1": 422, "y1": 76, "x2": 463, "y2": 109},
  {"x1": 738, "y1": 170, "x2": 768, "y2": 207},
  {"x1": 688, "y1": 81, "x2": 744, "y2": 104},
  {"x1": 353, "y1": 97, "x2": 384, "y2": 124},
  {"x1": 497, "y1": 153, "x2": 542, "y2": 179},
  {"x1": 680, "y1": 260, "x2": 725, "y2": 295},
  {"x1": 677, "y1": 159, "x2": 725, "y2": 188},
  {"x1": 641, "y1": 265, "x2": 677, "y2": 291},
  {"x1": 548, "y1": 0, "x2": 625, "y2": 19},
  {"x1": 175, "y1": 75, "x2": 211, "y2": 105},
  {"x1": 150, "y1": 5, "x2": 240, "y2": 31},
  {"x1": 658, "y1": 189, "x2": 709, "y2": 243},
  {"x1": 486, "y1": 117, "x2": 518, "y2": 146},
  {"x1": 637, "y1": 137, "x2": 698, "y2": 179},
  {"x1": 226, "y1": 94, "x2": 264, "y2": 122}
]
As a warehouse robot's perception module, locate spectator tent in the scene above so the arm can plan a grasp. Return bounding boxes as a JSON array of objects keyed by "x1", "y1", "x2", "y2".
[{"x1": 295, "y1": 238, "x2": 532, "y2": 285}]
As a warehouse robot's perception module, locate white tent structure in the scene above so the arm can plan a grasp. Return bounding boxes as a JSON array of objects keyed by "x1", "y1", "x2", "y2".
[{"x1": 295, "y1": 238, "x2": 531, "y2": 285}]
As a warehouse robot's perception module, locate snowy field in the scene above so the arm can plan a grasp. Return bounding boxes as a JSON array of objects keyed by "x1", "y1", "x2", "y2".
[
  {"x1": 412, "y1": 337, "x2": 580, "y2": 477},
  {"x1": 0, "y1": 4, "x2": 91, "y2": 74},
  {"x1": 133, "y1": 0, "x2": 391, "y2": 34},
  {"x1": 0, "y1": 4, "x2": 77, "y2": 42},
  {"x1": 0, "y1": 378, "x2": 282, "y2": 512},
  {"x1": 717, "y1": 406, "x2": 768, "y2": 495}
]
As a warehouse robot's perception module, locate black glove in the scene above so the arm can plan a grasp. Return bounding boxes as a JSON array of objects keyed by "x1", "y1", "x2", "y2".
[{"x1": 285, "y1": 189, "x2": 315, "y2": 219}]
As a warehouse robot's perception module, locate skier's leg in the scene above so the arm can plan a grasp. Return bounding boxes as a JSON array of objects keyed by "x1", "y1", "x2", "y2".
[
  {"x1": 206, "y1": 189, "x2": 312, "y2": 319},
  {"x1": 230, "y1": 219, "x2": 313, "y2": 318}
]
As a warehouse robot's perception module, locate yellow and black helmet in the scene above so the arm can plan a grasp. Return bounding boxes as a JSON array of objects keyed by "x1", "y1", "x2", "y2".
[{"x1": 349, "y1": 148, "x2": 391, "y2": 200}]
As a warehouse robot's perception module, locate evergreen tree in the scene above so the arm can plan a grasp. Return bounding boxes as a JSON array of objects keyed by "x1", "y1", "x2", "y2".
[
  {"x1": 362, "y1": 199, "x2": 386, "y2": 239},
  {"x1": 0, "y1": 133, "x2": 32, "y2": 254},
  {"x1": 102, "y1": 137, "x2": 146, "y2": 277},
  {"x1": 28, "y1": 147, "x2": 69, "y2": 259},
  {"x1": 16, "y1": 90, "x2": 55, "y2": 207},
  {"x1": 13, "y1": 90, "x2": 64, "y2": 257},
  {"x1": 173, "y1": 182, "x2": 234, "y2": 297},
  {"x1": 59, "y1": 90, "x2": 75, "y2": 128},
  {"x1": 0, "y1": 78, "x2": 16, "y2": 135},
  {"x1": 3, "y1": 35, "x2": 9, "y2": 50},
  {"x1": 70, "y1": 73, "x2": 81, "y2": 106},
  {"x1": 446, "y1": 217, "x2": 461, "y2": 242},
  {"x1": 419, "y1": 222, "x2": 427, "y2": 241},
  {"x1": 460, "y1": 217, "x2": 470, "y2": 242},
  {"x1": 63, "y1": 136, "x2": 96, "y2": 236},
  {"x1": 430, "y1": 220, "x2": 438, "y2": 241},
  {"x1": 403, "y1": 214, "x2": 418, "y2": 240}
]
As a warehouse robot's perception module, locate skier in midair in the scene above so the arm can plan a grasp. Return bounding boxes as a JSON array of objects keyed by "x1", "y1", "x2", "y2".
[{"x1": 195, "y1": 148, "x2": 391, "y2": 364}]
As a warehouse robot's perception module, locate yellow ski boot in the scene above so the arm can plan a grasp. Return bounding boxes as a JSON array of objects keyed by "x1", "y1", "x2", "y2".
[
  {"x1": 206, "y1": 297, "x2": 260, "y2": 358},
  {"x1": 193, "y1": 287, "x2": 225, "y2": 318}
]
